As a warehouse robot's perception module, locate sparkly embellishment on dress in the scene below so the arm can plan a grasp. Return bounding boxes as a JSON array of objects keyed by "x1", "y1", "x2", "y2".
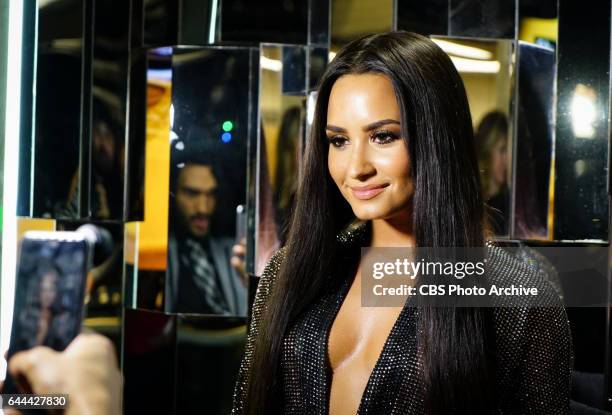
[{"x1": 231, "y1": 220, "x2": 573, "y2": 414}]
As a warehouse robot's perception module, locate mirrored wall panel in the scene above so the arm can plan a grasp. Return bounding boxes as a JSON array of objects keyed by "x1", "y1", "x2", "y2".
[
  {"x1": 89, "y1": 0, "x2": 132, "y2": 221},
  {"x1": 220, "y1": 0, "x2": 308, "y2": 44},
  {"x1": 433, "y1": 37, "x2": 515, "y2": 237},
  {"x1": 331, "y1": 0, "x2": 393, "y2": 48},
  {"x1": 309, "y1": 0, "x2": 331, "y2": 45},
  {"x1": 24, "y1": 0, "x2": 143, "y2": 222},
  {"x1": 175, "y1": 315, "x2": 245, "y2": 413},
  {"x1": 144, "y1": 0, "x2": 221, "y2": 47},
  {"x1": 396, "y1": 0, "x2": 448, "y2": 36},
  {"x1": 157, "y1": 47, "x2": 254, "y2": 316},
  {"x1": 125, "y1": 60, "x2": 174, "y2": 312},
  {"x1": 308, "y1": 46, "x2": 330, "y2": 91},
  {"x1": 448, "y1": 0, "x2": 516, "y2": 39},
  {"x1": 397, "y1": 0, "x2": 517, "y2": 39},
  {"x1": 256, "y1": 44, "x2": 307, "y2": 275},
  {"x1": 554, "y1": 0, "x2": 610, "y2": 242},
  {"x1": 123, "y1": 309, "x2": 176, "y2": 413},
  {"x1": 513, "y1": 42, "x2": 555, "y2": 240},
  {"x1": 57, "y1": 220, "x2": 124, "y2": 352},
  {"x1": 123, "y1": 309, "x2": 246, "y2": 413},
  {"x1": 29, "y1": 0, "x2": 85, "y2": 219}
]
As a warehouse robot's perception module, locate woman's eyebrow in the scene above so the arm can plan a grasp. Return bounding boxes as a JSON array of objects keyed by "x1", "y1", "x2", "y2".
[
  {"x1": 325, "y1": 119, "x2": 400, "y2": 133},
  {"x1": 363, "y1": 119, "x2": 400, "y2": 131},
  {"x1": 325, "y1": 124, "x2": 347, "y2": 133}
]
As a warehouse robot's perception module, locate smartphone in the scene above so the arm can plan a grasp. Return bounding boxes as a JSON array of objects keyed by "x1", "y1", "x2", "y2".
[
  {"x1": 2, "y1": 231, "x2": 93, "y2": 394},
  {"x1": 235, "y1": 204, "x2": 247, "y2": 245}
]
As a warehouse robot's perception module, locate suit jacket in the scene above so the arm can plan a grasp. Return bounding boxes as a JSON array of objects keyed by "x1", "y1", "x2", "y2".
[{"x1": 165, "y1": 233, "x2": 247, "y2": 316}]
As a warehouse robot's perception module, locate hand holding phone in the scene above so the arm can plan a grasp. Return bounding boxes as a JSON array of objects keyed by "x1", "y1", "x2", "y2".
[
  {"x1": 2, "y1": 229, "x2": 94, "y2": 395},
  {"x1": 5, "y1": 333, "x2": 122, "y2": 415}
]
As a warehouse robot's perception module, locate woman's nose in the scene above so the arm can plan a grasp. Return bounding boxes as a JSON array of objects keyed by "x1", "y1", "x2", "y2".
[{"x1": 347, "y1": 140, "x2": 376, "y2": 180}]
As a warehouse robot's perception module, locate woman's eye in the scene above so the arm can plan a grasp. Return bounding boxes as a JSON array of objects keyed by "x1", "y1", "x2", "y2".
[
  {"x1": 372, "y1": 131, "x2": 399, "y2": 145},
  {"x1": 328, "y1": 135, "x2": 348, "y2": 148}
]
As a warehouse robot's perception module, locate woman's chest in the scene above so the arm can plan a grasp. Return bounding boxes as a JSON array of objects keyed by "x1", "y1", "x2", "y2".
[
  {"x1": 327, "y1": 270, "x2": 404, "y2": 371},
  {"x1": 280, "y1": 272, "x2": 423, "y2": 414},
  {"x1": 327, "y1": 276, "x2": 404, "y2": 414}
]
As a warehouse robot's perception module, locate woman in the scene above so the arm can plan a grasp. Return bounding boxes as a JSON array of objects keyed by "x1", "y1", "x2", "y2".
[
  {"x1": 475, "y1": 111, "x2": 510, "y2": 235},
  {"x1": 34, "y1": 270, "x2": 60, "y2": 345},
  {"x1": 232, "y1": 31, "x2": 572, "y2": 414},
  {"x1": 17, "y1": 265, "x2": 73, "y2": 351}
]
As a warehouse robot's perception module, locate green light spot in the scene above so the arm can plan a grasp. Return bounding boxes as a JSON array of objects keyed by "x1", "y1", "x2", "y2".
[{"x1": 222, "y1": 121, "x2": 234, "y2": 132}]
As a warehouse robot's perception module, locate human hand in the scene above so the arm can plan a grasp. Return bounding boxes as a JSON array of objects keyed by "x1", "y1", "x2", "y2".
[
  {"x1": 7, "y1": 333, "x2": 122, "y2": 415},
  {"x1": 231, "y1": 237, "x2": 247, "y2": 286},
  {"x1": 0, "y1": 351, "x2": 19, "y2": 415}
]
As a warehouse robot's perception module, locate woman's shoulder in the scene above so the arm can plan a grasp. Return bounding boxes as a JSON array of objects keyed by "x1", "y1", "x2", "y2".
[
  {"x1": 261, "y1": 246, "x2": 288, "y2": 278},
  {"x1": 485, "y1": 243, "x2": 570, "y2": 340},
  {"x1": 485, "y1": 243, "x2": 573, "y2": 365},
  {"x1": 255, "y1": 246, "x2": 288, "y2": 300},
  {"x1": 485, "y1": 243, "x2": 565, "y2": 309},
  {"x1": 485, "y1": 244, "x2": 573, "y2": 411}
]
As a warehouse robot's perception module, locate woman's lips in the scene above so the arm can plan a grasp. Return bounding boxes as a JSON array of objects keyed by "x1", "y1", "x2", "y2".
[{"x1": 350, "y1": 183, "x2": 389, "y2": 200}]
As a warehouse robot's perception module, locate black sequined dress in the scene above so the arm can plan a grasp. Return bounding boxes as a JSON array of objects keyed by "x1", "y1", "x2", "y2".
[{"x1": 232, "y1": 221, "x2": 573, "y2": 414}]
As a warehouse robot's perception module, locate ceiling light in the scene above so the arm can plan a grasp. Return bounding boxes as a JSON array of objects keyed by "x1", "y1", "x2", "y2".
[
  {"x1": 432, "y1": 38, "x2": 493, "y2": 60},
  {"x1": 450, "y1": 56, "x2": 500, "y2": 74}
]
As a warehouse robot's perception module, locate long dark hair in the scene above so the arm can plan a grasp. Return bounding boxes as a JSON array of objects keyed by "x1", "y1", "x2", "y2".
[{"x1": 246, "y1": 31, "x2": 495, "y2": 414}]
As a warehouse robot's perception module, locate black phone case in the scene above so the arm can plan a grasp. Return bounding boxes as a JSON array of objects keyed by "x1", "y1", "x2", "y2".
[{"x1": 2, "y1": 234, "x2": 91, "y2": 396}]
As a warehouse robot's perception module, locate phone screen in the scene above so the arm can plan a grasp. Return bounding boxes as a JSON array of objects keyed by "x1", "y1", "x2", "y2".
[
  {"x1": 235, "y1": 204, "x2": 246, "y2": 244},
  {"x1": 3, "y1": 232, "x2": 91, "y2": 394}
]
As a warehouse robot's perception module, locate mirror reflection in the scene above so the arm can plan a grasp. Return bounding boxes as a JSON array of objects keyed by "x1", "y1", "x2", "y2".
[
  {"x1": 476, "y1": 110, "x2": 510, "y2": 235},
  {"x1": 162, "y1": 48, "x2": 251, "y2": 316},
  {"x1": 396, "y1": 0, "x2": 448, "y2": 36},
  {"x1": 85, "y1": 97, "x2": 126, "y2": 220},
  {"x1": 449, "y1": 0, "x2": 516, "y2": 39},
  {"x1": 514, "y1": 42, "x2": 555, "y2": 240},
  {"x1": 553, "y1": 0, "x2": 609, "y2": 242},
  {"x1": 90, "y1": 0, "x2": 131, "y2": 221},
  {"x1": 30, "y1": 0, "x2": 137, "y2": 221},
  {"x1": 120, "y1": 65, "x2": 173, "y2": 312},
  {"x1": 330, "y1": 0, "x2": 393, "y2": 49},
  {"x1": 56, "y1": 220, "x2": 124, "y2": 352},
  {"x1": 256, "y1": 44, "x2": 307, "y2": 274},
  {"x1": 220, "y1": 0, "x2": 308, "y2": 44},
  {"x1": 433, "y1": 37, "x2": 515, "y2": 236},
  {"x1": 175, "y1": 315, "x2": 246, "y2": 413},
  {"x1": 32, "y1": 0, "x2": 84, "y2": 218}
]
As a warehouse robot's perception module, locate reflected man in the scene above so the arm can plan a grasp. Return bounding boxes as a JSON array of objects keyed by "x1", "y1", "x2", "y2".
[{"x1": 166, "y1": 155, "x2": 247, "y2": 315}]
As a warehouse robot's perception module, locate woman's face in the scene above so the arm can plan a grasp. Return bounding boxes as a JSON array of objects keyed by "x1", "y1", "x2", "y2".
[
  {"x1": 40, "y1": 272, "x2": 58, "y2": 309},
  {"x1": 490, "y1": 136, "x2": 507, "y2": 187},
  {"x1": 326, "y1": 73, "x2": 413, "y2": 221}
]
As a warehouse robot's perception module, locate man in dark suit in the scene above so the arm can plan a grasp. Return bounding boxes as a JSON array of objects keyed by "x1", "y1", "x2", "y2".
[{"x1": 165, "y1": 157, "x2": 247, "y2": 316}]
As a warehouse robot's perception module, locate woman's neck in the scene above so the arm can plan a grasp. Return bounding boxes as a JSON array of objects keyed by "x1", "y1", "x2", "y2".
[{"x1": 370, "y1": 210, "x2": 415, "y2": 248}]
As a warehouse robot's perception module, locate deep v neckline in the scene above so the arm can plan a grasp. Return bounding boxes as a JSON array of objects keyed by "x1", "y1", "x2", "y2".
[{"x1": 323, "y1": 254, "x2": 417, "y2": 414}]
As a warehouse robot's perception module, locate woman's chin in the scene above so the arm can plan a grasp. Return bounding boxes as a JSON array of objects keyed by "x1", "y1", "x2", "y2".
[
  {"x1": 351, "y1": 203, "x2": 413, "y2": 223},
  {"x1": 351, "y1": 206, "x2": 388, "y2": 221}
]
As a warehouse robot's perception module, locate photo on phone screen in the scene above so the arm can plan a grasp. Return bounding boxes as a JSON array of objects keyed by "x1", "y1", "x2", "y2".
[{"x1": 2, "y1": 232, "x2": 91, "y2": 394}]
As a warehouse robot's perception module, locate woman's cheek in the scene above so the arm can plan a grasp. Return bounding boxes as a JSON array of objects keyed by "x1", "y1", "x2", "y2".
[{"x1": 328, "y1": 153, "x2": 345, "y2": 188}]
